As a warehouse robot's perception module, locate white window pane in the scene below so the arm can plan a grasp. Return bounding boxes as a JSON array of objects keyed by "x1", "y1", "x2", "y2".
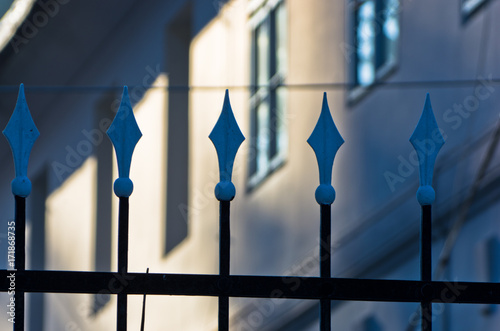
[
  {"x1": 383, "y1": 0, "x2": 399, "y2": 41},
  {"x1": 359, "y1": 20, "x2": 375, "y2": 40},
  {"x1": 276, "y1": 87, "x2": 287, "y2": 156},
  {"x1": 358, "y1": 62, "x2": 375, "y2": 86},
  {"x1": 275, "y1": 2, "x2": 287, "y2": 75},
  {"x1": 356, "y1": 0, "x2": 375, "y2": 86},
  {"x1": 383, "y1": 0, "x2": 399, "y2": 64},
  {"x1": 384, "y1": 17, "x2": 399, "y2": 41},
  {"x1": 257, "y1": 20, "x2": 270, "y2": 86},
  {"x1": 359, "y1": 38, "x2": 374, "y2": 60},
  {"x1": 257, "y1": 101, "x2": 270, "y2": 173},
  {"x1": 359, "y1": 0, "x2": 375, "y2": 19}
]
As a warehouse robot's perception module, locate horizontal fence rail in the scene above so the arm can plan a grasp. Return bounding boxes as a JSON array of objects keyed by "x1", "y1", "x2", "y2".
[
  {"x1": 0, "y1": 84, "x2": 493, "y2": 331},
  {"x1": 1, "y1": 270, "x2": 500, "y2": 304}
]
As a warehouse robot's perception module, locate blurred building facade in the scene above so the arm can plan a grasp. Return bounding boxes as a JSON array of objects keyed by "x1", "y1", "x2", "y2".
[{"x1": 0, "y1": 0, "x2": 499, "y2": 330}]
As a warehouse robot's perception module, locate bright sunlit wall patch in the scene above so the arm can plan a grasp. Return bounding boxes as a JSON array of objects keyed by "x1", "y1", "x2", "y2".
[
  {"x1": 248, "y1": 0, "x2": 288, "y2": 189},
  {"x1": 349, "y1": 0, "x2": 399, "y2": 103}
]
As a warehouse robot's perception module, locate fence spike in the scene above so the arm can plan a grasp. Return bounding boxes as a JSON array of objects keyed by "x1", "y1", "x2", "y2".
[
  {"x1": 209, "y1": 90, "x2": 245, "y2": 201},
  {"x1": 3, "y1": 84, "x2": 40, "y2": 197},
  {"x1": 409, "y1": 93, "x2": 445, "y2": 205},
  {"x1": 107, "y1": 86, "x2": 142, "y2": 197},
  {"x1": 308, "y1": 92, "x2": 344, "y2": 205}
]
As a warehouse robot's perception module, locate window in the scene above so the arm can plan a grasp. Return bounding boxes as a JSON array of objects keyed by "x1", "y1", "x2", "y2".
[
  {"x1": 249, "y1": 0, "x2": 287, "y2": 188},
  {"x1": 350, "y1": 0, "x2": 399, "y2": 100},
  {"x1": 462, "y1": 0, "x2": 489, "y2": 19}
]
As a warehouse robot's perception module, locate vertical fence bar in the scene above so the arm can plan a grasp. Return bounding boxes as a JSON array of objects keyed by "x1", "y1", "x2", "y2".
[
  {"x1": 117, "y1": 197, "x2": 129, "y2": 331},
  {"x1": 308, "y1": 93, "x2": 344, "y2": 331},
  {"x1": 421, "y1": 205, "x2": 432, "y2": 331},
  {"x1": 3, "y1": 84, "x2": 40, "y2": 331},
  {"x1": 14, "y1": 196, "x2": 26, "y2": 331},
  {"x1": 410, "y1": 94, "x2": 444, "y2": 331},
  {"x1": 320, "y1": 204, "x2": 332, "y2": 331},
  {"x1": 219, "y1": 201, "x2": 230, "y2": 276},
  {"x1": 107, "y1": 87, "x2": 142, "y2": 331},
  {"x1": 219, "y1": 200, "x2": 231, "y2": 331},
  {"x1": 209, "y1": 90, "x2": 245, "y2": 331}
]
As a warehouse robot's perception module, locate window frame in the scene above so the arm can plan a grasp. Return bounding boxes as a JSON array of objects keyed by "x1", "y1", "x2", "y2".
[
  {"x1": 347, "y1": 0, "x2": 400, "y2": 104},
  {"x1": 247, "y1": 0, "x2": 288, "y2": 190}
]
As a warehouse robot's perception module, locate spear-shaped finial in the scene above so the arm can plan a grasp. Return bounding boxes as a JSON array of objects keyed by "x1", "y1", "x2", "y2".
[
  {"x1": 107, "y1": 86, "x2": 142, "y2": 197},
  {"x1": 209, "y1": 90, "x2": 245, "y2": 201},
  {"x1": 3, "y1": 84, "x2": 40, "y2": 197},
  {"x1": 410, "y1": 93, "x2": 445, "y2": 205},
  {"x1": 308, "y1": 93, "x2": 344, "y2": 205}
]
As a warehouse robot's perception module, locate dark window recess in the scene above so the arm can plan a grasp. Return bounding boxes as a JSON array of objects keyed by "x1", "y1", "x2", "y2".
[
  {"x1": 92, "y1": 91, "x2": 115, "y2": 314},
  {"x1": 165, "y1": 3, "x2": 191, "y2": 254}
]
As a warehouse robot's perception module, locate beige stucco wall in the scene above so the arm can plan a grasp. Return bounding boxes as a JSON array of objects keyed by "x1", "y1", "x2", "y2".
[
  {"x1": 0, "y1": 0, "x2": 348, "y2": 329},
  {"x1": 188, "y1": 0, "x2": 349, "y2": 327}
]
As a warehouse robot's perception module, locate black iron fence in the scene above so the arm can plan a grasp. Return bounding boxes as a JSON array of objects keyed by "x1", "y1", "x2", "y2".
[{"x1": 1, "y1": 85, "x2": 499, "y2": 331}]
